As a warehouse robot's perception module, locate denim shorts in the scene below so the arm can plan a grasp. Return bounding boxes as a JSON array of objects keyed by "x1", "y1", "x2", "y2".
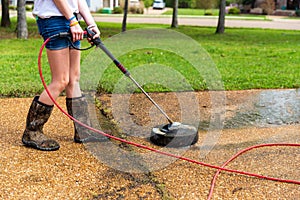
[{"x1": 37, "y1": 16, "x2": 80, "y2": 50}]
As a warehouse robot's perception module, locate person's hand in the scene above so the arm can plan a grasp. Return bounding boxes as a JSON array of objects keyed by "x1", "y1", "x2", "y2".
[
  {"x1": 86, "y1": 24, "x2": 100, "y2": 44},
  {"x1": 70, "y1": 21, "x2": 84, "y2": 42}
]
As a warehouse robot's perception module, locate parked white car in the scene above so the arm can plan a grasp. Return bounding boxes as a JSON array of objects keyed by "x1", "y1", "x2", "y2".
[{"x1": 153, "y1": 0, "x2": 165, "y2": 9}]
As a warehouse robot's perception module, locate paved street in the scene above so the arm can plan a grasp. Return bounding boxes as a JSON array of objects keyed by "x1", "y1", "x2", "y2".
[
  {"x1": 93, "y1": 14, "x2": 300, "y2": 30},
  {"x1": 5, "y1": 9, "x2": 300, "y2": 30}
]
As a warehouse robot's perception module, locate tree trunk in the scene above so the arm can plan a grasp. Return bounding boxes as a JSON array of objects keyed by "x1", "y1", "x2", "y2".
[
  {"x1": 17, "y1": 0, "x2": 28, "y2": 39},
  {"x1": 1, "y1": 0, "x2": 11, "y2": 27},
  {"x1": 122, "y1": 0, "x2": 128, "y2": 32},
  {"x1": 251, "y1": 0, "x2": 256, "y2": 8},
  {"x1": 216, "y1": 0, "x2": 226, "y2": 34},
  {"x1": 171, "y1": 0, "x2": 178, "y2": 28}
]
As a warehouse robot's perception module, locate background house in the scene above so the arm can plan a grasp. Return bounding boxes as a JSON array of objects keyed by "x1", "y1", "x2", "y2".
[
  {"x1": 277, "y1": 0, "x2": 299, "y2": 10},
  {"x1": 86, "y1": 0, "x2": 120, "y2": 12}
]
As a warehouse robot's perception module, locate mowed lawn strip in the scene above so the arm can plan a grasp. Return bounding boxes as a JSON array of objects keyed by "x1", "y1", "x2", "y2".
[{"x1": 0, "y1": 18, "x2": 299, "y2": 97}]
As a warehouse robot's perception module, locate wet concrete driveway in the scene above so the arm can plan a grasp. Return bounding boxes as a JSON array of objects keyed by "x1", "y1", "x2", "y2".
[{"x1": 224, "y1": 89, "x2": 299, "y2": 128}]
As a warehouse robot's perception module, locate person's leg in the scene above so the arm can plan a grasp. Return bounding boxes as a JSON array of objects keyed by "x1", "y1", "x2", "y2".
[
  {"x1": 22, "y1": 48, "x2": 70, "y2": 151},
  {"x1": 65, "y1": 48, "x2": 104, "y2": 142},
  {"x1": 22, "y1": 96, "x2": 60, "y2": 151},
  {"x1": 65, "y1": 48, "x2": 82, "y2": 98},
  {"x1": 39, "y1": 48, "x2": 71, "y2": 105}
]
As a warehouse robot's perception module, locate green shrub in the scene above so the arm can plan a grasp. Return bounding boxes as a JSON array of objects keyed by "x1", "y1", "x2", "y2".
[
  {"x1": 113, "y1": 6, "x2": 123, "y2": 14},
  {"x1": 228, "y1": 7, "x2": 240, "y2": 14},
  {"x1": 296, "y1": 9, "x2": 300, "y2": 17},
  {"x1": 96, "y1": 8, "x2": 103, "y2": 13}
]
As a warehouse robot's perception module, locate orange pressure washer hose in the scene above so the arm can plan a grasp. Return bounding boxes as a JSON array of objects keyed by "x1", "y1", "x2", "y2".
[{"x1": 38, "y1": 35, "x2": 300, "y2": 200}]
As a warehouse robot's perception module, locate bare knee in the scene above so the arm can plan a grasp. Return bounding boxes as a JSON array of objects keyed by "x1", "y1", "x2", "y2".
[
  {"x1": 65, "y1": 74, "x2": 82, "y2": 97},
  {"x1": 67, "y1": 74, "x2": 80, "y2": 87},
  {"x1": 52, "y1": 78, "x2": 69, "y2": 93}
]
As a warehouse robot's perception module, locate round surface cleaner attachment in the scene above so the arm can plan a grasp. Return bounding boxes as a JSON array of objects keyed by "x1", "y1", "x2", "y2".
[{"x1": 150, "y1": 122, "x2": 198, "y2": 147}]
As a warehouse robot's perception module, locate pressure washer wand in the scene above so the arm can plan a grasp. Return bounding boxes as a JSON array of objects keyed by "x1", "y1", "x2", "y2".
[
  {"x1": 127, "y1": 74, "x2": 174, "y2": 124},
  {"x1": 86, "y1": 28, "x2": 174, "y2": 124}
]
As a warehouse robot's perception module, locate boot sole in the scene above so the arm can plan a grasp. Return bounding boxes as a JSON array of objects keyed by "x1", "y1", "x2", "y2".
[{"x1": 22, "y1": 137, "x2": 60, "y2": 151}]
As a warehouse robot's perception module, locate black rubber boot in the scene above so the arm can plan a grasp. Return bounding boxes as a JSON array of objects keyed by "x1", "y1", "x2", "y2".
[
  {"x1": 22, "y1": 96, "x2": 60, "y2": 151},
  {"x1": 66, "y1": 95, "x2": 102, "y2": 143}
]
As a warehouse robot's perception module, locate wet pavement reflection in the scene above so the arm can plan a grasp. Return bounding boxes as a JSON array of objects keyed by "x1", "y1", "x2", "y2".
[{"x1": 225, "y1": 89, "x2": 300, "y2": 128}]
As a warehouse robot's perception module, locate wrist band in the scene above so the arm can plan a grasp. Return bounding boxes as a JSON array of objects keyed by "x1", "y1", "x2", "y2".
[
  {"x1": 70, "y1": 21, "x2": 79, "y2": 27},
  {"x1": 68, "y1": 15, "x2": 76, "y2": 22}
]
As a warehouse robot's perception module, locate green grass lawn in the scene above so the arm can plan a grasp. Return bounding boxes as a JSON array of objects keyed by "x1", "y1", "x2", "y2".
[
  {"x1": 179, "y1": 26, "x2": 300, "y2": 90},
  {"x1": 0, "y1": 18, "x2": 299, "y2": 97}
]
